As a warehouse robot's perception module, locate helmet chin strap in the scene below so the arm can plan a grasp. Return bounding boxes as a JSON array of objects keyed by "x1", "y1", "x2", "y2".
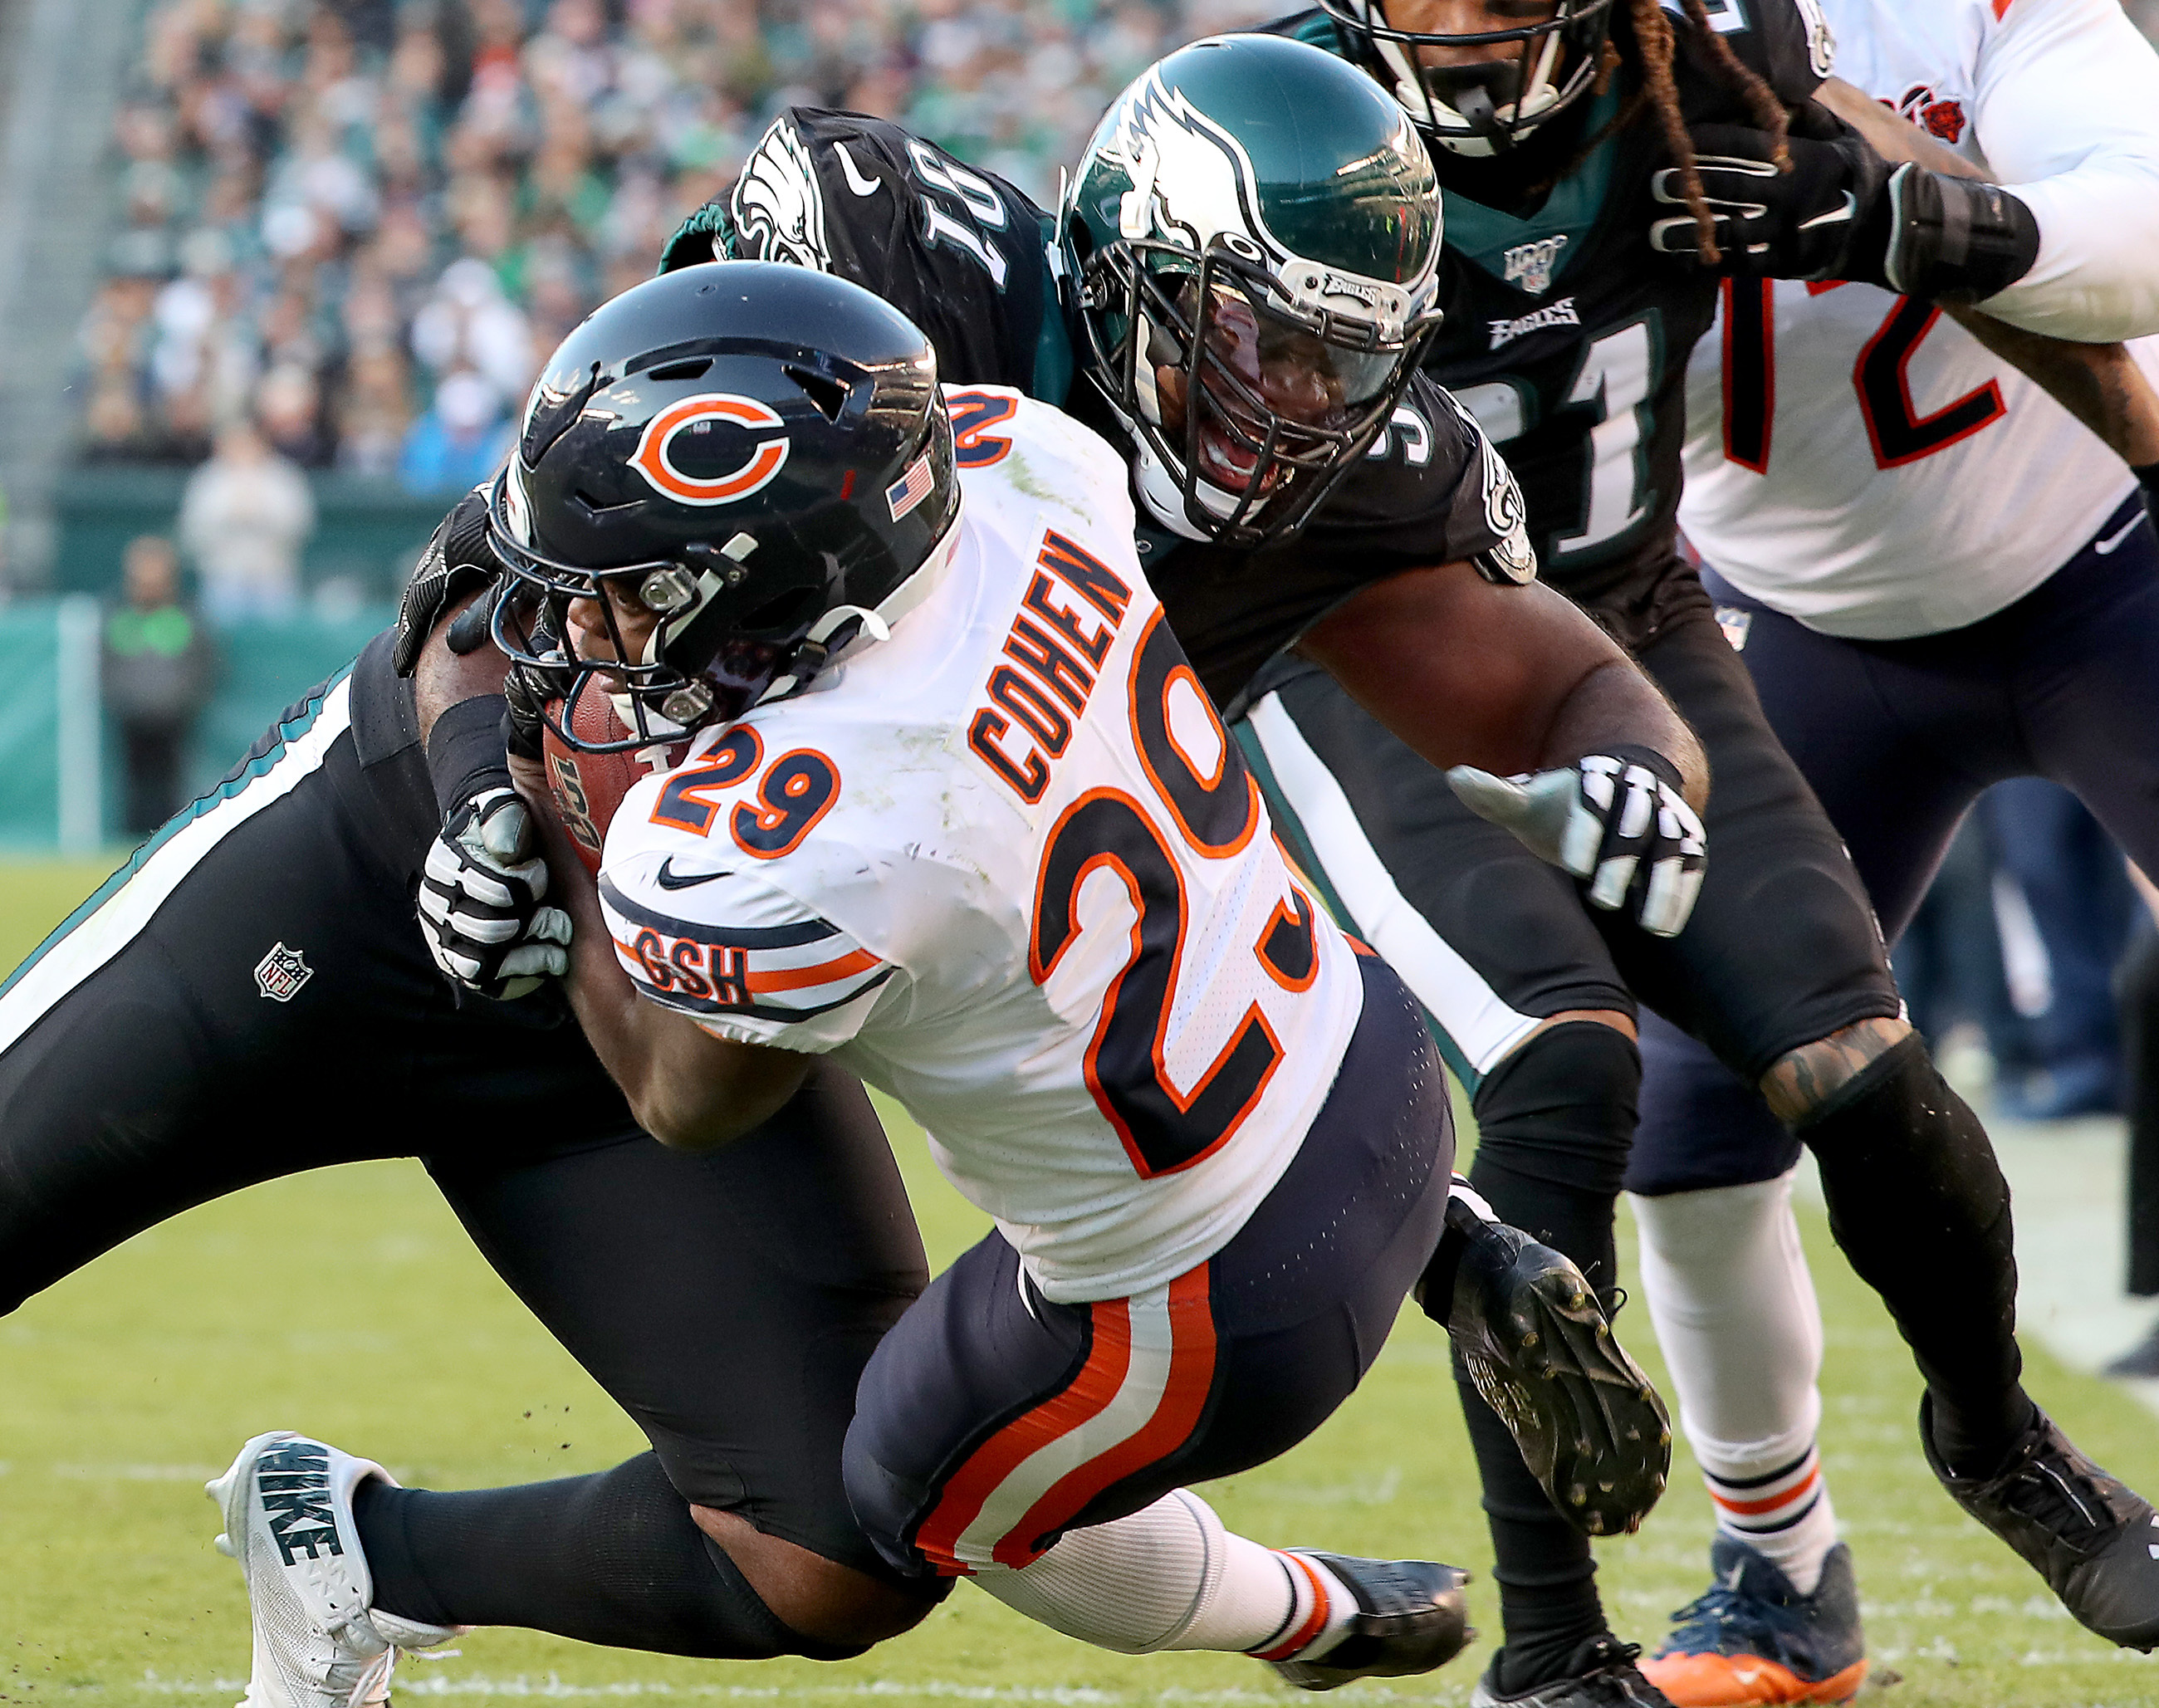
[
  {"x1": 606, "y1": 620, "x2": 692, "y2": 746},
  {"x1": 1115, "y1": 360, "x2": 1246, "y2": 544},
  {"x1": 605, "y1": 687, "x2": 689, "y2": 747},
  {"x1": 758, "y1": 499, "x2": 972, "y2": 703}
]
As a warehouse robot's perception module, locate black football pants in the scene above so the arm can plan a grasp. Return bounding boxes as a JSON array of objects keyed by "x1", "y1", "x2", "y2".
[
  {"x1": 1638, "y1": 494, "x2": 2159, "y2": 1192},
  {"x1": 1236, "y1": 574, "x2": 2019, "y2": 1667},
  {"x1": 0, "y1": 672, "x2": 928, "y2": 1595}
]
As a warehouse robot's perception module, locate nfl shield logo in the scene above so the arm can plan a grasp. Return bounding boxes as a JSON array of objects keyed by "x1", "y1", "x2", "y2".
[
  {"x1": 1503, "y1": 236, "x2": 1569, "y2": 296},
  {"x1": 254, "y1": 942, "x2": 314, "y2": 1002}
]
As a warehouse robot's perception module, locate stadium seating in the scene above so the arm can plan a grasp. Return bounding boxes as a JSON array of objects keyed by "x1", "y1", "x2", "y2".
[{"x1": 74, "y1": 0, "x2": 1248, "y2": 482}]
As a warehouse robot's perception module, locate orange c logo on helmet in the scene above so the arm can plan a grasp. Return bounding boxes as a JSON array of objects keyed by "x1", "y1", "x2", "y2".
[{"x1": 630, "y1": 393, "x2": 791, "y2": 507}]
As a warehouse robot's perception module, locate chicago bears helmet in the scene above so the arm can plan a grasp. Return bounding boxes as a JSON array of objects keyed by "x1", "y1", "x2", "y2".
[
  {"x1": 1060, "y1": 34, "x2": 1446, "y2": 549},
  {"x1": 488, "y1": 261, "x2": 960, "y2": 752},
  {"x1": 1319, "y1": 0, "x2": 1620, "y2": 158}
]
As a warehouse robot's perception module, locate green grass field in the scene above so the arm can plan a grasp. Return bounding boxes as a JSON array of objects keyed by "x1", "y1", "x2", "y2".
[{"x1": 4, "y1": 857, "x2": 2159, "y2": 1706}]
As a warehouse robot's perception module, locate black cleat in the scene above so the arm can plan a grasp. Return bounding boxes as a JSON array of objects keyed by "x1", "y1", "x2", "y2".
[
  {"x1": 1922, "y1": 1394, "x2": 2159, "y2": 1650},
  {"x1": 1437, "y1": 1187, "x2": 1672, "y2": 1536},
  {"x1": 1470, "y1": 1635, "x2": 1675, "y2": 1706},
  {"x1": 1266, "y1": 1553, "x2": 1474, "y2": 1691}
]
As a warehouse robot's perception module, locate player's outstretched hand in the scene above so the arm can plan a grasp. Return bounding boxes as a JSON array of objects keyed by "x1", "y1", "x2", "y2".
[
  {"x1": 419, "y1": 785, "x2": 573, "y2": 999},
  {"x1": 1447, "y1": 752, "x2": 1706, "y2": 938},
  {"x1": 1647, "y1": 120, "x2": 1888, "y2": 283}
]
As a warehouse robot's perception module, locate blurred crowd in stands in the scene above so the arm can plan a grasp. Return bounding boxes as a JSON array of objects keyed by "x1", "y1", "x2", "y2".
[
  {"x1": 71, "y1": 0, "x2": 2159, "y2": 498},
  {"x1": 72, "y1": 0, "x2": 1257, "y2": 494}
]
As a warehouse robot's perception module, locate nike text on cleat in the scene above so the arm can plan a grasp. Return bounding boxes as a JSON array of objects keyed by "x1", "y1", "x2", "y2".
[
  {"x1": 1266, "y1": 1553, "x2": 1473, "y2": 1691},
  {"x1": 1471, "y1": 1634, "x2": 1676, "y2": 1706},
  {"x1": 208, "y1": 1431, "x2": 460, "y2": 1708},
  {"x1": 1922, "y1": 1395, "x2": 2159, "y2": 1650},
  {"x1": 1640, "y1": 1536, "x2": 1867, "y2": 1705},
  {"x1": 1441, "y1": 1194, "x2": 1672, "y2": 1537}
]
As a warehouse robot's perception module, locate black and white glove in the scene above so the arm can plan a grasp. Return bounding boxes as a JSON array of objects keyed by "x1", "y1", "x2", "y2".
[
  {"x1": 419, "y1": 692, "x2": 569, "y2": 1000},
  {"x1": 1648, "y1": 120, "x2": 1889, "y2": 281},
  {"x1": 393, "y1": 485, "x2": 504, "y2": 678},
  {"x1": 1447, "y1": 749, "x2": 1706, "y2": 938},
  {"x1": 419, "y1": 787, "x2": 572, "y2": 1000},
  {"x1": 1650, "y1": 120, "x2": 2038, "y2": 304}
]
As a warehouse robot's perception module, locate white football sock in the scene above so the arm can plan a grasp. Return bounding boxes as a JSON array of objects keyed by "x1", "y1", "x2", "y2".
[
  {"x1": 971, "y1": 1489, "x2": 1353, "y2": 1658},
  {"x1": 1630, "y1": 1171, "x2": 1840, "y2": 1596}
]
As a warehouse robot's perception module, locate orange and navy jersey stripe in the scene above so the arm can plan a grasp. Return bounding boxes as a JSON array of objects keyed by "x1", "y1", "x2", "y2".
[
  {"x1": 909, "y1": 1262, "x2": 1220, "y2": 1574},
  {"x1": 600, "y1": 873, "x2": 893, "y2": 1024}
]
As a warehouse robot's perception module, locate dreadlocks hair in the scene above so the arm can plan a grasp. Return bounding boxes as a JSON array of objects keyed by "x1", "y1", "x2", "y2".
[{"x1": 1626, "y1": 0, "x2": 1793, "y2": 265}]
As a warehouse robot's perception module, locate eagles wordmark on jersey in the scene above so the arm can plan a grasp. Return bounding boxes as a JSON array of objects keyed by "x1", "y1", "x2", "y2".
[{"x1": 1280, "y1": 0, "x2": 1829, "y2": 641}]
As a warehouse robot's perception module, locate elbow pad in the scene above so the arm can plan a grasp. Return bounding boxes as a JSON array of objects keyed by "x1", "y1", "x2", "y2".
[{"x1": 1882, "y1": 165, "x2": 2041, "y2": 306}]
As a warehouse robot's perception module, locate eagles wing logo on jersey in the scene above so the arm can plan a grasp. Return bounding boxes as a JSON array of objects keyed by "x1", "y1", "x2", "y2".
[
  {"x1": 1793, "y1": 0, "x2": 1835, "y2": 78},
  {"x1": 732, "y1": 119, "x2": 833, "y2": 272},
  {"x1": 1439, "y1": 388, "x2": 1536, "y2": 584},
  {"x1": 1481, "y1": 451, "x2": 1537, "y2": 583},
  {"x1": 1503, "y1": 236, "x2": 1568, "y2": 296}
]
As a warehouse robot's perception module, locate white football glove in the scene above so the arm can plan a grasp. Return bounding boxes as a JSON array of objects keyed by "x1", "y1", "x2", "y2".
[
  {"x1": 1447, "y1": 751, "x2": 1706, "y2": 938},
  {"x1": 418, "y1": 787, "x2": 573, "y2": 999}
]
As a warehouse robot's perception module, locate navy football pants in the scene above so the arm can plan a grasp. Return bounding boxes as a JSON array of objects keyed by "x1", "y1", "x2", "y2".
[
  {"x1": 844, "y1": 955, "x2": 1453, "y2": 1578},
  {"x1": 1633, "y1": 493, "x2": 2159, "y2": 1194}
]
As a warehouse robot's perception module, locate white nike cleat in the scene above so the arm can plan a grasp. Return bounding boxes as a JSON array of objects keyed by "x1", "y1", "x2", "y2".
[{"x1": 208, "y1": 1431, "x2": 459, "y2": 1708}]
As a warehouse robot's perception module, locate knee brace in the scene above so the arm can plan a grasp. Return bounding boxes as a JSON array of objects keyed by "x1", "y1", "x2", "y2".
[
  {"x1": 1466, "y1": 1020, "x2": 1642, "y2": 1306},
  {"x1": 1799, "y1": 1035, "x2": 2024, "y2": 1441}
]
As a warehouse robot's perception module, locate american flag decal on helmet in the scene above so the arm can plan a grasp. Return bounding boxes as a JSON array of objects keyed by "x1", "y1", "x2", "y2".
[{"x1": 886, "y1": 451, "x2": 935, "y2": 521}]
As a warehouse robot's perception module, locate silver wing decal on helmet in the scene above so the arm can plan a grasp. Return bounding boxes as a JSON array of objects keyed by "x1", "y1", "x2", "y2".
[
  {"x1": 732, "y1": 119, "x2": 834, "y2": 273},
  {"x1": 1110, "y1": 66, "x2": 1277, "y2": 262}
]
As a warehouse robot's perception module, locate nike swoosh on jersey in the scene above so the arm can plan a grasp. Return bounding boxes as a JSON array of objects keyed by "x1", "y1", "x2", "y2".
[
  {"x1": 655, "y1": 858, "x2": 731, "y2": 890},
  {"x1": 2095, "y1": 511, "x2": 2147, "y2": 555},
  {"x1": 833, "y1": 141, "x2": 882, "y2": 198}
]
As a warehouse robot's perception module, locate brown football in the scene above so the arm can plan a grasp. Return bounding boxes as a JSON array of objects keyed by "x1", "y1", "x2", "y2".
[{"x1": 540, "y1": 694, "x2": 686, "y2": 874}]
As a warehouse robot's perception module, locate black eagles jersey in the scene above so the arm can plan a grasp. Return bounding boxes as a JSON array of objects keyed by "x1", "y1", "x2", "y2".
[
  {"x1": 663, "y1": 107, "x2": 1528, "y2": 712},
  {"x1": 1281, "y1": 1, "x2": 1832, "y2": 642}
]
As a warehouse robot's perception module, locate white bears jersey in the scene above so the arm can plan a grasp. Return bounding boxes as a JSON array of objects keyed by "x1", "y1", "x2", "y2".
[
  {"x1": 598, "y1": 389, "x2": 1366, "y2": 1303},
  {"x1": 1680, "y1": 0, "x2": 2159, "y2": 640}
]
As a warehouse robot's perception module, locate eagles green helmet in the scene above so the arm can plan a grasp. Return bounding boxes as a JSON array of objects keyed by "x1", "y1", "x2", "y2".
[{"x1": 1060, "y1": 34, "x2": 1446, "y2": 549}]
